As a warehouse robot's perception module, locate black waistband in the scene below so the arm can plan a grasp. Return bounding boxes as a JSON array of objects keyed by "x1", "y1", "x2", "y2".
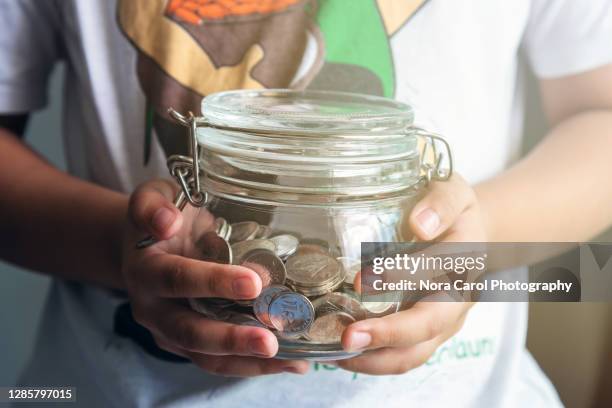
[{"x1": 113, "y1": 302, "x2": 190, "y2": 363}]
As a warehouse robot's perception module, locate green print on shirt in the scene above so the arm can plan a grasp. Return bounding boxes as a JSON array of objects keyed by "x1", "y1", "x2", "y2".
[
  {"x1": 313, "y1": 0, "x2": 395, "y2": 97},
  {"x1": 311, "y1": 336, "x2": 495, "y2": 380},
  {"x1": 426, "y1": 336, "x2": 496, "y2": 366},
  {"x1": 313, "y1": 362, "x2": 359, "y2": 380}
]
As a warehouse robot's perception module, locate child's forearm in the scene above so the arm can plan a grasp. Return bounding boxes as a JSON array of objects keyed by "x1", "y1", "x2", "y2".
[
  {"x1": 475, "y1": 110, "x2": 612, "y2": 242},
  {"x1": 0, "y1": 129, "x2": 128, "y2": 289}
]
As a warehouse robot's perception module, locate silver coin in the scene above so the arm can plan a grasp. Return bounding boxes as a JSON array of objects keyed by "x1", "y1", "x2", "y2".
[
  {"x1": 337, "y1": 257, "x2": 361, "y2": 285},
  {"x1": 189, "y1": 298, "x2": 233, "y2": 320},
  {"x1": 205, "y1": 298, "x2": 236, "y2": 308},
  {"x1": 233, "y1": 298, "x2": 255, "y2": 307},
  {"x1": 200, "y1": 231, "x2": 232, "y2": 264},
  {"x1": 270, "y1": 234, "x2": 299, "y2": 259},
  {"x1": 312, "y1": 292, "x2": 367, "y2": 321},
  {"x1": 223, "y1": 223, "x2": 233, "y2": 241},
  {"x1": 286, "y1": 251, "x2": 342, "y2": 287},
  {"x1": 231, "y1": 239, "x2": 276, "y2": 264},
  {"x1": 214, "y1": 217, "x2": 228, "y2": 237},
  {"x1": 253, "y1": 285, "x2": 291, "y2": 328},
  {"x1": 240, "y1": 249, "x2": 287, "y2": 288},
  {"x1": 216, "y1": 220, "x2": 232, "y2": 242},
  {"x1": 288, "y1": 261, "x2": 346, "y2": 297},
  {"x1": 188, "y1": 298, "x2": 212, "y2": 317},
  {"x1": 294, "y1": 243, "x2": 329, "y2": 256},
  {"x1": 276, "y1": 330, "x2": 307, "y2": 340},
  {"x1": 361, "y1": 301, "x2": 400, "y2": 316},
  {"x1": 254, "y1": 225, "x2": 273, "y2": 239},
  {"x1": 227, "y1": 312, "x2": 267, "y2": 328},
  {"x1": 269, "y1": 292, "x2": 315, "y2": 336},
  {"x1": 290, "y1": 275, "x2": 345, "y2": 297},
  {"x1": 229, "y1": 221, "x2": 259, "y2": 243},
  {"x1": 306, "y1": 312, "x2": 356, "y2": 343}
]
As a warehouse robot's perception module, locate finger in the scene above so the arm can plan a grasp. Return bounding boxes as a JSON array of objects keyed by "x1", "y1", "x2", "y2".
[
  {"x1": 187, "y1": 353, "x2": 310, "y2": 377},
  {"x1": 136, "y1": 299, "x2": 278, "y2": 356},
  {"x1": 336, "y1": 340, "x2": 439, "y2": 375},
  {"x1": 341, "y1": 302, "x2": 468, "y2": 352},
  {"x1": 407, "y1": 174, "x2": 476, "y2": 241},
  {"x1": 438, "y1": 206, "x2": 487, "y2": 243},
  {"x1": 136, "y1": 253, "x2": 262, "y2": 299},
  {"x1": 152, "y1": 333, "x2": 188, "y2": 358},
  {"x1": 128, "y1": 179, "x2": 183, "y2": 240}
]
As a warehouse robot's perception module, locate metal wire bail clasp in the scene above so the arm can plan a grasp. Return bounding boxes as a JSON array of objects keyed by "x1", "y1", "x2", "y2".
[
  {"x1": 413, "y1": 127, "x2": 453, "y2": 185},
  {"x1": 167, "y1": 108, "x2": 207, "y2": 207}
]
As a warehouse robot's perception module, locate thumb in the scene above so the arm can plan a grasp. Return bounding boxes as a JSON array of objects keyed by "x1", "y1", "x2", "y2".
[{"x1": 128, "y1": 179, "x2": 183, "y2": 240}]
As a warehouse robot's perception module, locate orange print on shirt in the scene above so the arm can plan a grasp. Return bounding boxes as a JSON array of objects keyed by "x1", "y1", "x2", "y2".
[{"x1": 166, "y1": 0, "x2": 303, "y2": 24}]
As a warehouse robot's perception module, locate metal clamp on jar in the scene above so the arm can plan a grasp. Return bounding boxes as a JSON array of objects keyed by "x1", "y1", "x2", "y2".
[{"x1": 138, "y1": 90, "x2": 452, "y2": 360}]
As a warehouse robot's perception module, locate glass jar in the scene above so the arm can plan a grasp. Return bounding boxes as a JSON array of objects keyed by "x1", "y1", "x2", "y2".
[{"x1": 159, "y1": 90, "x2": 452, "y2": 360}]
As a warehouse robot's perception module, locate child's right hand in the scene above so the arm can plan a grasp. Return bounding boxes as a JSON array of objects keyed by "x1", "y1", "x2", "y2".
[{"x1": 120, "y1": 179, "x2": 309, "y2": 376}]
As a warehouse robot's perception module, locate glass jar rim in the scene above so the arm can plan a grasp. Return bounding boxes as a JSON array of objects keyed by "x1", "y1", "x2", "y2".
[
  {"x1": 193, "y1": 90, "x2": 428, "y2": 205},
  {"x1": 200, "y1": 89, "x2": 414, "y2": 135}
]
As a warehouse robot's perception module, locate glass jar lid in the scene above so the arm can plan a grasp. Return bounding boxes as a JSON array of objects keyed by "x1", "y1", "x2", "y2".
[
  {"x1": 200, "y1": 89, "x2": 414, "y2": 134},
  {"x1": 160, "y1": 90, "x2": 451, "y2": 208},
  {"x1": 189, "y1": 89, "x2": 453, "y2": 206}
]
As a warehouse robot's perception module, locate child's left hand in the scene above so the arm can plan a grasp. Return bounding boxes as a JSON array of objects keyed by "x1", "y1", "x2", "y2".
[{"x1": 338, "y1": 174, "x2": 486, "y2": 375}]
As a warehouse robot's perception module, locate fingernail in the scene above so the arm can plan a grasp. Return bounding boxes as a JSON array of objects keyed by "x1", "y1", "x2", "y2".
[
  {"x1": 283, "y1": 365, "x2": 306, "y2": 375},
  {"x1": 151, "y1": 207, "x2": 175, "y2": 233},
  {"x1": 347, "y1": 331, "x2": 371, "y2": 351},
  {"x1": 248, "y1": 336, "x2": 272, "y2": 357},
  {"x1": 416, "y1": 208, "x2": 440, "y2": 237},
  {"x1": 233, "y1": 277, "x2": 256, "y2": 299}
]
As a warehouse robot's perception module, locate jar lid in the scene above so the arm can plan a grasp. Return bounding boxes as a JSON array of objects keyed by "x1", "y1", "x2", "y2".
[
  {"x1": 201, "y1": 89, "x2": 414, "y2": 134},
  {"x1": 194, "y1": 89, "x2": 429, "y2": 205}
]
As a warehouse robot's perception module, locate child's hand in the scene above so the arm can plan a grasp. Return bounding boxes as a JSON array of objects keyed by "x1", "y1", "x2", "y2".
[
  {"x1": 337, "y1": 174, "x2": 486, "y2": 374},
  {"x1": 120, "y1": 179, "x2": 308, "y2": 376}
]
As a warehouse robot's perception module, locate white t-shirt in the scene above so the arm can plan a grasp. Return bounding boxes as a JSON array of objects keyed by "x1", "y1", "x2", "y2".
[{"x1": 2, "y1": 0, "x2": 612, "y2": 406}]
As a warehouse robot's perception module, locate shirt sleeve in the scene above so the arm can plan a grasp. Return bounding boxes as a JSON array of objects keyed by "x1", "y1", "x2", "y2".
[
  {"x1": 0, "y1": 0, "x2": 62, "y2": 113},
  {"x1": 523, "y1": 0, "x2": 612, "y2": 78}
]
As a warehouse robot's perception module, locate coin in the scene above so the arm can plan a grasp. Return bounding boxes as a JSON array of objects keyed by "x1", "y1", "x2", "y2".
[
  {"x1": 286, "y1": 251, "x2": 342, "y2": 287},
  {"x1": 229, "y1": 221, "x2": 259, "y2": 243},
  {"x1": 205, "y1": 298, "x2": 236, "y2": 308},
  {"x1": 253, "y1": 285, "x2": 290, "y2": 328},
  {"x1": 231, "y1": 239, "x2": 276, "y2": 263},
  {"x1": 312, "y1": 292, "x2": 367, "y2": 321},
  {"x1": 227, "y1": 312, "x2": 267, "y2": 328},
  {"x1": 188, "y1": 298, "x2": 212, "y2": 317},
  {"x1": 254, "y1": 225, "x2": 273, "y2": 239},
  {"x1": 306, "y1": 312, "x2": 356, "y2": 343},
  {"x1": 270, "y1": 234, "x2": 299, "y2": 259},
  {"x1": 233, "y1": 298, "x2": 256, "y2": 307},
  {"x1": 269, "y1": 292, "x2": 315, "y2": 336},
  {"x1": 200, "y1": 231, "x2": 232, "y2": 264},
  {"x1": 337, "y1": 257, "x2": 361, "y2": 285},
  {"x1": 298, "y1": 240, "x2": 342, "y2": 257},
  {"x1": 240, "y1": 249, "x2": 287, "y2": 288},
  {"x1": 223, "y1": 223, "x2": 233, "y2": 241},
  {"x1": 294, "y1": 243, "x2": 329, "y2": 256},
  {"x1": 212, "y1": 219, "x2": 232, "y2": 242},
  {"x1": 214, "y1": 218, "x2": 232, "y2": 241},
  {"x1": 189, "y1": 298, "x2": 233, "y2": 320},
  {"x1": 289, "y1": 275, "x2": 344, "y2": 297},
  {"x1": 214, "y1": 217, "x2": 228, "y2": 236},
  {"x1": 361, "y1": 301, "x2": 400, "y2": 316}
]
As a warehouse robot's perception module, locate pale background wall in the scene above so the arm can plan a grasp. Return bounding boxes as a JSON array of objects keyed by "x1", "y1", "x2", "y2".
[{"x1": 1, "y1": 64, "x2": 611, "y2": 407}]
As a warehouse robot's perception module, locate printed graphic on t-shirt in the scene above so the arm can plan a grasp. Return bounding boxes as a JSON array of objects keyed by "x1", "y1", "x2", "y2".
[{"x1": 117, "y1": 0, "x2": 427, "y2": 163}]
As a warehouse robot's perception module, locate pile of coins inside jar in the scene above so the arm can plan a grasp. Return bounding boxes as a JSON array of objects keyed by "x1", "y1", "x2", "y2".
[{"x1": 190, "y1": 219, "x2": 400, "y2": 343}]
